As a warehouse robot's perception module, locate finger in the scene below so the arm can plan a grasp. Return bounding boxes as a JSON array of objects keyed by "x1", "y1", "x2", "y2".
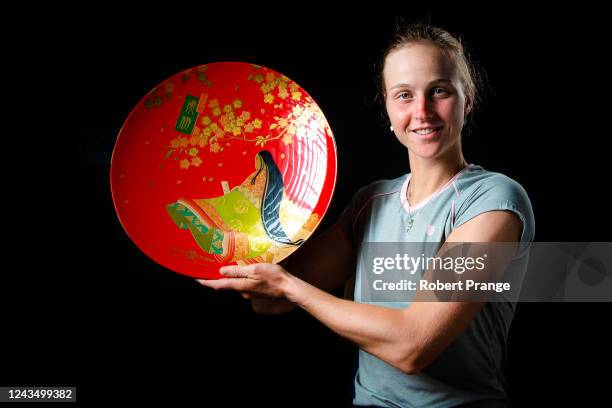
[
  {"x1": 197, "y1": 279, "x2": 234, "y2": 290},
  {"x1": 197, "y1": 279, "x2": 224, "y2": 289},
  {"x1": 197, "y1": 278, "x2": 253, "y2": 292},
  {"x1": 219, "y1": 264, "x2": 258, "y2": 278}
]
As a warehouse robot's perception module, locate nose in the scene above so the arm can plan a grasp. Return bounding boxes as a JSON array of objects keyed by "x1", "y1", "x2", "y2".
[{"x1": 414, "y1": 94, "x2": 433, "y2": 121}]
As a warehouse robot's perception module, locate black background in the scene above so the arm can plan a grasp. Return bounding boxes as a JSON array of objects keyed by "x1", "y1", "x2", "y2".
[{"x1": 5, "y1": 7, "x2": 611, "y2": 407}]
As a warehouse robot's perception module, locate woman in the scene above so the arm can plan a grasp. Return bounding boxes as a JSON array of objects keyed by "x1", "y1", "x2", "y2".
[{"x1": 199, "y1": 23, "x2": 535, "y2": 407}]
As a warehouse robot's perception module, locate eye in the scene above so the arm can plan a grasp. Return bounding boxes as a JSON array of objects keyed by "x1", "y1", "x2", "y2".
[
  {"x1": 432, "y1": 87, "x2": 450, "y2": 97},
  {"x1": 397, "y1": 91, "x2": 413, "y2": 100}
]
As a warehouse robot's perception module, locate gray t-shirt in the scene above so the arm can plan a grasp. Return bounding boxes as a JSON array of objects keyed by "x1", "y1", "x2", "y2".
[{"x1": 339, "y1": 164, "x2": 535, "y2": 408}]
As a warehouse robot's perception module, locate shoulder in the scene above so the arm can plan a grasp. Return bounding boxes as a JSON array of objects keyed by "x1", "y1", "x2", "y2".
[
  {"x1": 454, "y1": 166, "x2": 535, "y2": 243},
  {"x1": 337, "y1": 174, "x2": 406, "y2": 241},
  {"x1": 354, "y1": 175, "x2": 406, "y2": 201},
  {"x1": 456, "y1": 167, "x2": 531, "y2": 207},
  {"x1": 339, "y1": 174, "x2": 404, "y2": 219},
  {"x1": 348, "y1": 174, "x2": 406, "y2": 214}
]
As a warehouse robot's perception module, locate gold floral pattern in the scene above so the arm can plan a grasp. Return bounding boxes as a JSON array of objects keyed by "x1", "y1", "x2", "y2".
[
  {"x1": 233, "y1": 199, "x2": 250, "y2": 214},
  {"x1": 193, "y1": 199, "x2": 230, "y2": 230},
  {"x1": 228, "y1": 218, "x2": 243, "y2": 232},
  {"x1": 165, "y1": 65, "x2": 327, "y2": 191},
  {"x1": 233, "y1": 233, "x2": 250, "y2": 260},
  {"x1": 145, "y1": 81, "x2": 175, "y2": 109}
]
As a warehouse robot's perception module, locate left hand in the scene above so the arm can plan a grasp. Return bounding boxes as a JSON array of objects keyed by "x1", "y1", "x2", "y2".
[{"x1": 197, "y1": 263, "x2": 293, "y2": 300}]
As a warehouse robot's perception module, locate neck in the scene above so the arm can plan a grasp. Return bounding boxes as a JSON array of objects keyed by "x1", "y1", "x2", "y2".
[{"x1": 407, "y1": 148, "x2": 467, "y2": 207}]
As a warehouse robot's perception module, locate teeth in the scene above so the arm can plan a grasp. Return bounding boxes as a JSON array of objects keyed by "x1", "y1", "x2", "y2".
[{"x1": 414, "y1": 127, "x2": 439, "y2": 135}]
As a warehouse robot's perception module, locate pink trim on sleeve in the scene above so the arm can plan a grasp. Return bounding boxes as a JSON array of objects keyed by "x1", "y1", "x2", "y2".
[{"x1": 352, "y1": 190, "x2": 400, "y2": 232}]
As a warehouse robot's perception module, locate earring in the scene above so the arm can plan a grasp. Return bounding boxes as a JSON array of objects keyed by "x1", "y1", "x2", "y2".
[{"x1": 390, "y1": 125, "x2": 394, "y2": 131}]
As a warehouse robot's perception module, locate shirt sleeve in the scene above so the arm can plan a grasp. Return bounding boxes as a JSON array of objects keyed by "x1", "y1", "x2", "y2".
[
  {"x1": 453, "y1": 174, "x2": 535, "y2": 254},
  {"x1": 337, "y1": 185, "x2": 370, "y2": 248},
  {"x1": 336, "y1": 180, "x2": 391, "y2": 248}
]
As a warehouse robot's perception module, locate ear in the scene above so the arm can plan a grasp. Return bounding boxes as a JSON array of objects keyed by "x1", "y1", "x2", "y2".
[{"x1": 464, "y1": 99, "x2": 472, "y2": 116}]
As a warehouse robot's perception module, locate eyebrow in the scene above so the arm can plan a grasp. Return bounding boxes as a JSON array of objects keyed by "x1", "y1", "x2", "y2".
[{"x1": 389, "y1": 78, "x2": 453, "y2": 91}]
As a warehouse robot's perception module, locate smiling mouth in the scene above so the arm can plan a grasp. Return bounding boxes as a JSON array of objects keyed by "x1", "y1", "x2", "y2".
[{"x1": 412, "y1": 126, "x2": 443, "y2": 136}]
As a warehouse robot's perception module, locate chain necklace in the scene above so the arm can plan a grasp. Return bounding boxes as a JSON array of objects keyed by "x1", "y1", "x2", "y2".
[{"x1": 403, "y1": 180, "x2": 416, "y2": 232}]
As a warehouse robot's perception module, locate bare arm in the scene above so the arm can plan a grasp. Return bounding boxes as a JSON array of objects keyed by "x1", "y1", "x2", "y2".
[
  {"x1": 282, "y1": 210, "x2": 522, "y2": 373},
  {"x1": 251, "y1": 221, "x2": 356, "y2": 314},
  {"x1": 200, "y1": 210, "x2": 522, "y2": 373}
]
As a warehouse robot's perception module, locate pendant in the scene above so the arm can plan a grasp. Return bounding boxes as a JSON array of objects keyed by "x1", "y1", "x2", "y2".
[{"x1": 405, "y1": 217, "x2": 413, "y2": 232}]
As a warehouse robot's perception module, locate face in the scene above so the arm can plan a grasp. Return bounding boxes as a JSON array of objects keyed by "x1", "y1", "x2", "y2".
[{"x1": 384, "y1": 42, "x2": 470, "y2": 161}]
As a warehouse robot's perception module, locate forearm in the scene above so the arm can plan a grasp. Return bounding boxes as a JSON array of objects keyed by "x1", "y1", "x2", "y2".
[
  {"x1": 247, "y1": 259, "x2": 294, "y2": 315},
  {"x1": 283, "y1": 273, "x2": 417, "y2": 372},
  {"x1": 250, "y1": 237, "x2": 353, "y2": 315}
]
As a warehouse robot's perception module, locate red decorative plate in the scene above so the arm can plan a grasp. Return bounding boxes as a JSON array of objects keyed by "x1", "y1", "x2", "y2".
[{"x1": 110, "y1": 62, "x2": 337, "y2": 279}]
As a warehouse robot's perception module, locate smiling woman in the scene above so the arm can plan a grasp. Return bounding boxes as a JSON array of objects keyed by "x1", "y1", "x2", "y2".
[
  {"x1": 198, "y1": 22, "x2": 535, "y2": 408},
  {"x1": 382, "y1": 25, "x2": 478, "y2": 193}
]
